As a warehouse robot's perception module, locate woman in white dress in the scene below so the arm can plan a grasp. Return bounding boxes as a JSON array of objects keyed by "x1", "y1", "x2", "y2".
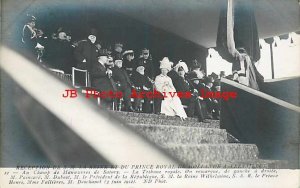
[{"x1": 154, "y1": 57, "x2": 187, "y2": 120}]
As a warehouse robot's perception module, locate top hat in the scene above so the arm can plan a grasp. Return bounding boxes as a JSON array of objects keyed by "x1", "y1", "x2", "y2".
[
  {"x1": 87, "y1": 28, "x2": 97, "y2": 36},
  {"x1": 98, "y1": 49, "x2": 109, "y2": 57},
  {"x1": 205, "y1": 76, "x2": 214, "y2": 84},
  {"x1": 188, "y1": 71, "x2": 202, "y2": 81}
]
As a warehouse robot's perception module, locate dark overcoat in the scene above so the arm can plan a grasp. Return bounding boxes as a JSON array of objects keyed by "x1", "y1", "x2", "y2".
[{"x1": 74, "y1": 40, "x2": 98, "y2": 72}]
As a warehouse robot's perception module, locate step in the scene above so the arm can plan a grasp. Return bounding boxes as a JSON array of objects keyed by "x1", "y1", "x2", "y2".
[
  {"x1": 165, "y1": 144, "x2": 259, "y2": 165},
  {"x1": 182, "y1": 159, "x2": 288, "y2": 168},
  {"x1": 112, "y1": 111, "x2": 199, "y2": 122},
  {"x1": 129, "y1": 124, "x2": 228, "y2": 144},
  {"x1": 124, "y1": 117, "x2": 220, "y2": 128}
]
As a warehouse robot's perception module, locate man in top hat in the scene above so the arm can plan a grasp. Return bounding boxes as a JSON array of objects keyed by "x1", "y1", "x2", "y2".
[
  {"x1": 122, "y1": 50, "x2": 136, "y2": 76},
  {"x1": 74, "y1": 28, "x2": 99, "y2": 72},
  {"x1": 90, "y1": 50, "x2": 116, "y2": 109},
  {"x1": 138, "y1": 48, "x2": 154, "y2": 80},
  {"x1": 111, "y1": 58, "x2": 135, "y2": 112},
  {"x1": 130, "y1": 64, "x2": 153, "y2": 113}
]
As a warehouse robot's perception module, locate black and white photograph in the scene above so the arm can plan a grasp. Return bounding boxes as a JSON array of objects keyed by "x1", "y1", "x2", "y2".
[{"x1": 0, "y1": 0, "x2": 299, "y2": 187}]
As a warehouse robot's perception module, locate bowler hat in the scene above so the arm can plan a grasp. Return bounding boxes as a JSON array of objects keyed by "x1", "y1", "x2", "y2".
[
  {"x1": 87, "y1": 28, "x2": 97, "y2": 36},
  {"x1": 98, "y1": 49, "x2": 108, "y2": 57}
]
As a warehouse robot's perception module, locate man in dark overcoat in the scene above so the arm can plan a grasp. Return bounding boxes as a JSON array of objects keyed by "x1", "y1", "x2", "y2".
[
  {"x1": 44, "y1": 29, "x2": 74, "y2": 73},
  {"x1": 89, "y1": 51, "x2": 116, "y2": 109},
  {"x1": 130, "y1": 65, "x2": 153, "y2": 113},
  {"x1": 111, "y1": 58, "x2": 135, "y2": 112},
  {"x1": 74, "y1": 29, "x2": 99, "y2": 72},
  {"x1": 173, "y1": 62, "x2": 205, "y2": 122}
]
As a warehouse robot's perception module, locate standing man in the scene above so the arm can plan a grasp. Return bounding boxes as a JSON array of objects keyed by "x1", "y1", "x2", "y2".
[
  {"x1": 22, "y1": 15, "x2": 38, "y2": 56},
  {"x1": 44, "y1": 28, "x2": 74, "y2": 73},
  {"x1": 138, "y1": 48, "x2": 154, "y2": 80},
  {"x1": 122, "y1": 50, "x2": 136, "y2": 76},
  {"x1": 111, "y1": 42, "x2": 123, "y2": 60},
  {"x1": 74, "y1": 28, "x2": 99, "y2": 73}
]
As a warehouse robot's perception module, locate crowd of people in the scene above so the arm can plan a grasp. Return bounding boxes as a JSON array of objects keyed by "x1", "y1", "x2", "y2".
[{"x1": 22, "y1": 15, "x2": 224, "y2": 121}]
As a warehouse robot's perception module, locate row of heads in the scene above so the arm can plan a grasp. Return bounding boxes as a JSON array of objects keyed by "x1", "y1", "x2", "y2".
[
  {"x1": 98, "y1": 48, "x2": 150, "y2": 58},
  {"x1": 159, "y1": 57, "x2": 202, "y2": 72}
]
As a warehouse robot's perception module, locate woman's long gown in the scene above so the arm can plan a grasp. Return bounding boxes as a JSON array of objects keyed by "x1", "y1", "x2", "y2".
[{"x1": 154, "y1": 74, "x2": 187, "y2": 119}]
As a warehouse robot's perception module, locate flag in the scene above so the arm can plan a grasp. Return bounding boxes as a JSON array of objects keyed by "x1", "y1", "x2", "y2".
[{"x1": 216, "y1": 0, "x2": 260, "y2": 63}]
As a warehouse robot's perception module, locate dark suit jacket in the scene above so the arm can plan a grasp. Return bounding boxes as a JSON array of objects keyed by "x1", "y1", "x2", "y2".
[
  {"x1": 138, "y1": 57, "x2": 154, "y2": 79},
  {"x1": 173, "y1": 76, "x2": 191, "y2": 93},
  {"x1": 90, "y1": 62, "x2": 114, "y2": 92},
  {"x1": 74, "y1": 40, "x2": 98, "y2": 72},
  {"x1": 44, "y1": 39, "x2": 75, "y2": 73},
  {"x1": 111, "y1": 66, "x2": 132, "y2": 90},
  {"x1": 22, "y1": 25, "x2": 37, "y2": 50},
  {"x1": 130, "y1": 71, "x2": 152, "y2": 90}
]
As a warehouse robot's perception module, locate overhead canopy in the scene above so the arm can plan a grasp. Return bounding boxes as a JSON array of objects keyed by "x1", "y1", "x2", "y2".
[{"x1": 2, "y1": 0, "x2": 300, "y2": 48}]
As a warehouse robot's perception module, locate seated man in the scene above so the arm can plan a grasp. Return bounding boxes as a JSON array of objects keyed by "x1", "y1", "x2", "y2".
[
  {"x1": 90, "y1": 51, "x2": 116, "y2": 109},
  {"x1": 130, "y1": 65, "x2": 153, "y2": 113},
  {"x1": 111, "y1": 58, "x2": 135, "y2": 112},
  {"x1": 187, "y1": 72, "x2": 212, "y2": 119},
  {"x1": 172, "y1": 61, "x2": 205, "y2": 122},
  {"x1": 204, "y1": 76, "x2": 220, "y2": 120}
]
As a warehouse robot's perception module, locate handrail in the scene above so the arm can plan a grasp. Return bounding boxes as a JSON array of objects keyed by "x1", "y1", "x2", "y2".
[{"x1": 221, "y1": 78, "x2": 300, "y2": 113}]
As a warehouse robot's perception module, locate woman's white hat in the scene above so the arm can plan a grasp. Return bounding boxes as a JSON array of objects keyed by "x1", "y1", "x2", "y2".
[
  {"x1": 159, "y1": 57, "x2": 173, "y2": 71},
  {"x1": 174, "y1": 60, "x2": 188, "y2": 73}
]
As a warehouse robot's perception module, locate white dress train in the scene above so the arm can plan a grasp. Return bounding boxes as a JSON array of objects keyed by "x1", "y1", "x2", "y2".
[{"x1": 154, "y1": 74, "x2": 187, "y2": 119}]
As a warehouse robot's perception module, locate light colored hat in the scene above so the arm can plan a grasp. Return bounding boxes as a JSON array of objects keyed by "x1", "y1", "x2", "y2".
[
  {"x1": 159, "y1": 57, "x2": 173, "y2": 71},
  {"x1": 122, "y1": 50, "x2": 134, "y2": 56},
  {"x1": 136, "y1": 64, "x2": 145, "y2": 71},
  {"x1": 174, "y1": 60, "x2": 188, "y2": 73}
]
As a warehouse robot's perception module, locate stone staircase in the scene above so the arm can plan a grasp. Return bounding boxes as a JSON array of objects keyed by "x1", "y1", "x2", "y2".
[{"x1": 112, "y1": 111, "x2": 287, "y2": 168}]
